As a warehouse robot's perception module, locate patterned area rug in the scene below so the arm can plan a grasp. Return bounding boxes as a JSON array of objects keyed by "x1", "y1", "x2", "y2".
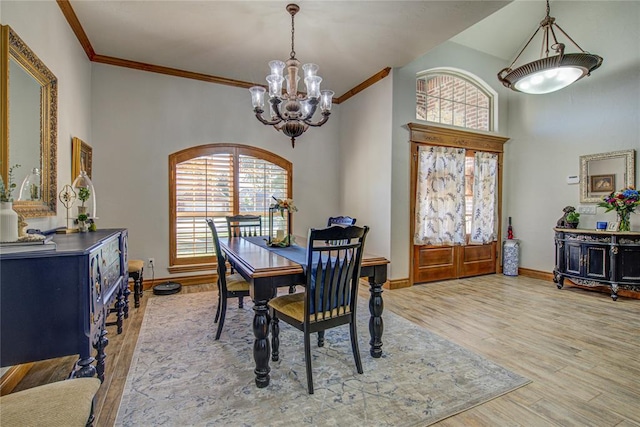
[{"x1": 116, "y1": 292, "x2": 530, "y2": 426}]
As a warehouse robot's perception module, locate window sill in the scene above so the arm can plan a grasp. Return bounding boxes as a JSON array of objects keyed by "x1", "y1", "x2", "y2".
[{"x1": 167, "y1": 263, "x2": 215, "y2": 274}]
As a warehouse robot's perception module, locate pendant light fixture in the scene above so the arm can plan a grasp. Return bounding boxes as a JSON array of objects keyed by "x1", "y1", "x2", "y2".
[
  {"x1": 249, "y1": 4, "x2": 334, "y2": 148},
  {"x1": 498, "y1": 0, "x2": 602, "y2": 95}
]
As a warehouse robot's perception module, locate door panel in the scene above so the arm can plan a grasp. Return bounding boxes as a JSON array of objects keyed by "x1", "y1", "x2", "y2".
[
  {"x1": 459, "y1": 242, "x2": 496, "y2": 278},
  {"x1": 413, "y1": 245, "x2": 457, "y2": 283},
  {"x1": 413, "y1": 242, "x2": 496, "y2": 284}
]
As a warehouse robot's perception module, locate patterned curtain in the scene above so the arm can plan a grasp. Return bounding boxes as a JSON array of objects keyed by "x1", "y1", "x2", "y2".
[
  {"x1": 414, "y1": 146, "x2": 466, "y2": 245},
  {"x1": 470, "y1": 152, "x2": 498, "y2": 244}
]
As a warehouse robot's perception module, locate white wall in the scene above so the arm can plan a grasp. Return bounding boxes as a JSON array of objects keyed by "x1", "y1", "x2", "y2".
[
  {"x1": 2, "y1": 1, "x2": 92, "y2": 231},
  {"x1": 504, "y1": 1, "x2": 640, "y2": 271},
  {"x1": 390, "y1": 41, "x2": 512, "y2": 280},
  {"x1": 90, "y1": 64, "x2": 341, "y2": 278},
  {"x1": 338, "y1": 71, "x2": 393, "y2": 262}
]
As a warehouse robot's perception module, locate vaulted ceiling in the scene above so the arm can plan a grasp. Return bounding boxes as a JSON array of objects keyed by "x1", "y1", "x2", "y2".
[{"x1": 65, "y1": 0, "x2": 517, "y2": 99}]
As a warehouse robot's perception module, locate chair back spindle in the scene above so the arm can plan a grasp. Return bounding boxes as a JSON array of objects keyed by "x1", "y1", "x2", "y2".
[{"x1": 226, "y1": 215, "x2": 262, "y2": 238}]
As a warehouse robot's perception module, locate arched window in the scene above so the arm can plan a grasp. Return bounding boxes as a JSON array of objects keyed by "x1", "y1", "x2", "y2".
[
  {"x1": 416, "y1": 69, "x2": 496, "y2": 132},
  {"x1": 169, "y1": 144, "x2": 292, "y2": 270}
]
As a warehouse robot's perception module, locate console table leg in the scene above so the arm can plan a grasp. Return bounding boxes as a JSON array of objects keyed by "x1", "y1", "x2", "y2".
[
  {"x1": 94, "y1": 329, "x2": 109, "y2": 383},
  {"x1": 253, "y1": 302, "x2": 270, "y2": 388},
  {"x1": 123, "y1": 285, "x2": 131, "y2": 319},
  {"x1": 368, "y1": 277, "x2": 384, "y2": 358},
  {"x1": 611, "y1": 283, "x2": 619, "y2": 301}
]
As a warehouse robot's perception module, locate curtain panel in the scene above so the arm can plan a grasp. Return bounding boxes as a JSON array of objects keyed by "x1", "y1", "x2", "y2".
[
  {"x1": 414, "y1": 146, "x2": 466, "y2": 245},
  {"x1": 470, "y1": 152, "x2": 498, "y2": 244}
]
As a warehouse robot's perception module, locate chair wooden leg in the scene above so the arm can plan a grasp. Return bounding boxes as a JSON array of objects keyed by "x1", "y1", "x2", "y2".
[
  {"x1": 238, "y1": 296, "x2": 244, "y2": 309},
  {"x1": 271, "y1": 312, "x2": 280, "y2": 361},
  {"x1": 349, "y1": 321, "x2": 363, "y2": 374},
  {"x1": 304, "y1": 331, "x2": 314, "y2": 394},
  {"x1": 288, "y1": 285, "x2": 296, "y2": 294},
  {"x1": 214, "y1": 279, "x2": 222, "y2": 323},
  {"x1": 317, "y1": 330, "x2": 325, "y2": 347},
  {"x1": 215, "y1": 293, "x2": 227, "y2": 340}
]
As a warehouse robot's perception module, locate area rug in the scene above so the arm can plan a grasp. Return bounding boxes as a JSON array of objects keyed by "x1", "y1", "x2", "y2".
[{"x1": 115, "y1": 292, "x2": 530, "y2": 426}]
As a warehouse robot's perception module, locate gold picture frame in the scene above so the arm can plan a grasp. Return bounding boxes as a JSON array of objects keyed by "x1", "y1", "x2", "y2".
[
  {"x1": 72, "y1": 137, "x2": 92, "y2": 179},
  {"x1": 590, "y1": 174, "x2": 615, "y2": 193}
]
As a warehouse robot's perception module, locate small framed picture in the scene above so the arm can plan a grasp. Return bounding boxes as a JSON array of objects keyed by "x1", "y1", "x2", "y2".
[
  {"x1": 606, "y1": 221, "x2": 619, "y2": 232},
  {"x1": 590, "y1": 174, "x2": 615, "y2": 193}
]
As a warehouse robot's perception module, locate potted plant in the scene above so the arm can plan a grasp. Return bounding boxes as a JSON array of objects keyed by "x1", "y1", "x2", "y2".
[
  {"x1": 77, "y1": 213, "x2": 89, "y2": 232},
  {"x1": 77, "y1": 187, "x2": 91, "y2": 216},
  {"x1": 566, "y1": 211, "x2": 580, "y2": 229}
]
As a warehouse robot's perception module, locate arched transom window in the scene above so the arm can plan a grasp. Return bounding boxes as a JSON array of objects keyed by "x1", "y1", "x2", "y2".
[{"x1": 416, "y1": 70, "x2": 495, "y2": 132}]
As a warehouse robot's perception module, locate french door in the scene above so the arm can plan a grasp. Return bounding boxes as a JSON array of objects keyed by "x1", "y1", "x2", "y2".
[{"x1": 409, "y1": 123, "x2": 509, "y2": 285}]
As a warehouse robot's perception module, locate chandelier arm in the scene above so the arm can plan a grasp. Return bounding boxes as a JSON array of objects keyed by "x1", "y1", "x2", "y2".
[
  {"x1": 269, "y1": 98, "x2": 288, "y2": 122},
  {"x1": 305, "y1": 112, "x2": 331, "y2": 127},
  {"x1": 253, "y1": 108, "x2": 282, "y2": 126}
]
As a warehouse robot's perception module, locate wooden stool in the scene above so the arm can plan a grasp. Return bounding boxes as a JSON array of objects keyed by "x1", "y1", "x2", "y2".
[
  {"x1": 0, "y1": 377, "x2": 101, "y2": 426},
  {"x1": 128, "y1": 260, "x2": 145, "y2": 308}
]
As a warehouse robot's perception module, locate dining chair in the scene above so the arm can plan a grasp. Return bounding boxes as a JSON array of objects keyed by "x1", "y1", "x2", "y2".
[
  {"x1": 327, "y1": 216, "x2": 357, "y2": 245},
  {"x1": 226, "y1": 215, "x2": 262, "y2": 237},
  {"x1": 327, "y1": 216, "x2": 356, "y2": 227},
  {"x1": 268, "y1": 225, "x2": 370, "y2": 394},
  {"x1": 206, "y1": 218, "x2": 251, "y2": 340}
]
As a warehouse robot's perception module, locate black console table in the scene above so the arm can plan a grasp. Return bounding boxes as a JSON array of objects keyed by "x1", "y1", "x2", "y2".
[
  {"x1": 553, "y1": 228, "x2": 640, "y2": 300},
  {"x1": 0, "y1": 229, "x2": 128, "y2": 381}
]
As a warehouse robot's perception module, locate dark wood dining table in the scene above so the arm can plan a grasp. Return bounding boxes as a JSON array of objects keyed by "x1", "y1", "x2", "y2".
[{"x1": 219, "y1": 235, "x2": 389, "y2": 388}]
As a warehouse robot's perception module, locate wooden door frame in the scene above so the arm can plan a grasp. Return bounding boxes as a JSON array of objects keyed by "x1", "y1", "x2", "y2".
[{"x1": 408, "y1": 123, "x2": 510, "y2": 286}]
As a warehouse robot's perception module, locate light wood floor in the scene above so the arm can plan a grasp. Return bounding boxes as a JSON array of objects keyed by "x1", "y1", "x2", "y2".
[{"x1": 12, "y1": 275, "x2": 640, "y2": 426}]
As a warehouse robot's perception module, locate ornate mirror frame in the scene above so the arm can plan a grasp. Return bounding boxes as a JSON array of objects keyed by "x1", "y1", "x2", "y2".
[
  {"x1": 579, "y1": 149, "x2": 635, "y2": 203},
  {"x1": 1, "y1": 25, "x2": 58, "y2": 217}
]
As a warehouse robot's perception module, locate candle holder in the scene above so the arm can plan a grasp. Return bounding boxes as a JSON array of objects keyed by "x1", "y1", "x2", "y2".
[{"x1": 268, "y1": 206, "x2": 292, "y2": 247}]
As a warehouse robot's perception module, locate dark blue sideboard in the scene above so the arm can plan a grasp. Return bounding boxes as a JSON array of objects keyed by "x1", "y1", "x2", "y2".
[{"x1": 0, "y1": 229, "x2": 128, "y2": 381}]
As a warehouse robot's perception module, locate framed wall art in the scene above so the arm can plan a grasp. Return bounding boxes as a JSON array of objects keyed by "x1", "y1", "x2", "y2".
[
  {"x1": 72, "y1": 137, "x2": 92, "y2": 179},
  {"x1": 590, "y1": 174, "x2": 614, "y2": 193}
]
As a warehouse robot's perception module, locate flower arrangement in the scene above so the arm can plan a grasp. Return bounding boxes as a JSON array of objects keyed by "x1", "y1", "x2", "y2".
[
  {"x1": 0, "y1": 164, "x2": 21, "y2": 202},
  {"x1": 598, "y1": 187, "x2": 639, "y2": 232},
  {"x1": 270, "y1": 197, "x2": 298, "y2": 217}
]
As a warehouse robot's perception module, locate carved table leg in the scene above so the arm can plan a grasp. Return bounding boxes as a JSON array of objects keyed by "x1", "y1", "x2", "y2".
[
  {"x1": 253, "y1": 301, "x2": 271, "y2": 388},
  {"x1": 115, "y1": 290, "x2": 125, "y2": 334},
  {"x1": 368, "y1": 277, "x2": 384, "y2": 358},
  {"x1": 94, "y1": 329, "x2": 109, "y2": 383},
  {"x1": 553, "y1": 271, "x2": 564, "y2": 289},
  {"x1": 271, "y1": 314, "x2": 280, "y2": 362}
]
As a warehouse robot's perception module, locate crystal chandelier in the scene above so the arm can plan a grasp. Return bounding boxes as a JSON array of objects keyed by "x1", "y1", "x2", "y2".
[
  {"x1": 497, "y1": 0, "x2": 602, "y2": 95},
  {"x1": 249, "y1": 4, "x2": 334, "y2": 148}
]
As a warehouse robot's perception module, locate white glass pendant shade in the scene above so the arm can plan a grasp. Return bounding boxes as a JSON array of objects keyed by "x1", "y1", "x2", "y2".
[
  {"x1": 266, "y1": 74, "x2": 284, "y2": 98},
  {"x1": 72, "y1": 170, "x2": 97, "y2": 218},
  {"x1": 302, "y1": 63, "x2": 318, "y2": 78},
  {"x1": 18, "y1": 168, "x2": 41, "y2": 201},
  {"x1": 249, "y1": 86, "x2": 266, "y2": 108},
  {"x1": 269, "y1": 60, "x2": 286, "y2": 77},
  {"x1": 304, "y1": 75, "x2": 322, "y2": 98},
  {"x1": 320, "y1": 90, "x2": 334, "y2": 111},
  {"x1": 514, "y1": 66, "x2": 584, "y2": 94}
]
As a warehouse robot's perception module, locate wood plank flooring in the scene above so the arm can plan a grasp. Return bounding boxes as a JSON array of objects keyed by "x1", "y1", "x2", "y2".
[{"x1": 11, "y1": 276, "x2": 640, "y2": 426}]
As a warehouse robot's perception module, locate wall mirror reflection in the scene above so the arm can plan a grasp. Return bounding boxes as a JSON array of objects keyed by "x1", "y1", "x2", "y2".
[
  {"x1": 580, "y1": 149, "x2": 636, "y2": 203},
  {"x1": 1, "y1": 25, "x2": 58, "y2": 218}
]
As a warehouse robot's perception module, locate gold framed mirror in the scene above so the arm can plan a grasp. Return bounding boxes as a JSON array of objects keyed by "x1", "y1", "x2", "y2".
[
  {"x1": 1, "y1": 25, "x2": 57, "y2": 217},
  {"x1": 580, "y1": 149, "x2": 636, "y2": 203}
]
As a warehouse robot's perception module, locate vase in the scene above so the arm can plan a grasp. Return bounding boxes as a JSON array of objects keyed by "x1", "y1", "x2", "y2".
[
  {"x1": 617, "y1": 210, "x2": 631, "y2": 232},
  {"x1": 0, "y1": 201, "x2": 19, "y2": 242}
]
